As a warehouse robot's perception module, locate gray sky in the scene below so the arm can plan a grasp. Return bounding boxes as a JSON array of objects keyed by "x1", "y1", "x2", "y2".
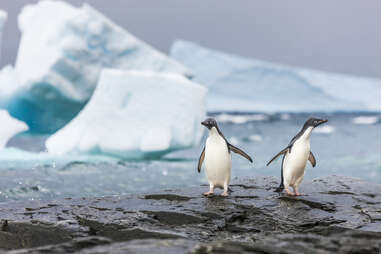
[{"x1": 1, "y1": 0, "x2": 381, "y2": 78}]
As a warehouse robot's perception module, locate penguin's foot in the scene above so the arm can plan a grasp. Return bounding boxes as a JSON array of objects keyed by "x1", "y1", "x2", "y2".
[
  {"x1": 220, "y1": 192, "x2": 229, "y2": 197},
  {"x1": 203, "y1": 191, "x2": 214, "y2": 196},
  {"x1": 285, "y1": 188, "x2": 295, "y2": 196},
  {"x1": 293, "y1": 187, "x2": 302, "y2": 196}
]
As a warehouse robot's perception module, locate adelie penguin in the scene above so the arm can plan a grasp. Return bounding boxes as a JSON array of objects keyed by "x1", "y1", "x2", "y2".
[
  {"x1": 267, "y1": 117, "x2": 328, "y2": 196},
  {"x1": 198, "y1": 118, "x2": 253, "y2": 196}
]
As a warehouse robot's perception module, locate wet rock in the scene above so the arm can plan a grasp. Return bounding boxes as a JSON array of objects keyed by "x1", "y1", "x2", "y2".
[
  {"x1": 0, "y1": 221, "x2": 72, "y2": 250},
  {"x1": 8, "y1": 231, "x2": 381, "y2": 254},
  {"x1": 143, "y1": 194, "x2": 192, "y2": 201},
  {"x1": 142, "y1": 211, "x2": 206, "y2": 225},
  {"x1": 0, "y1": 175, "x2": 380, "y2": 253},
  {"x1": 6, "y1": 237, "x2": 112, "y2": 254}
]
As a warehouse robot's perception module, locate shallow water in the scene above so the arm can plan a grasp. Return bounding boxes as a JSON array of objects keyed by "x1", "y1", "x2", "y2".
[{"x1": 1, "y1": 112, "x2": 381, "y2": 202}]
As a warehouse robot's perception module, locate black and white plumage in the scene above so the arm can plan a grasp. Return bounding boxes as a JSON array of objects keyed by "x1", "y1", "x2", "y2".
[
  {"x1": 198, "y1": 118, "x2": 253, "y2": 196},
  {"x1": 267, "y1": 117, "x2": 327, "y2": 196}
]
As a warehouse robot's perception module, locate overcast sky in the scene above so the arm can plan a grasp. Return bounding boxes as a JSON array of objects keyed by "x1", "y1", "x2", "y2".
[{"x1": 1, "y1": 0, "x2": 381, "y2": 78}]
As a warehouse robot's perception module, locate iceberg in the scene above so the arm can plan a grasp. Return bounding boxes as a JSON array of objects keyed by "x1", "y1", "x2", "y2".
[
  {"x1": 0, "y1": 110, "x2": 28, "y2": 149},
  {"x1": 170, "y1": 40, "x2": 381, "y2": 112},
  {"x1": 5, "y1": 0, "x2": 191, "y2": 133},
  {"x1": 0, "y1": 10, "x2": 7, "y2": 60},
  {"x1": 46, "y1": 69, "x2": 207, "y2": 159},
  {"x1": 0, "y1": 65, "x2": 20, "y2": 103}
]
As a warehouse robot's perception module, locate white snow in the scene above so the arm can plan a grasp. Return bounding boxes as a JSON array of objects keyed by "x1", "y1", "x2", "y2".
[
  {"x1": 170, "y1": 40, "x2": 381, "y2": 112},
  {"x1": 46, "y1": 69, "x2": 207, "y2": 159},
  {"x1": 5, "y1": 0, "x2": 190, "y2": 133},
  {"x1": 352, "y1": 116, "x2": 379, "y2": 125},
  {"x1": 0, "y1": 110, "x2": 28, "y2": 149}
]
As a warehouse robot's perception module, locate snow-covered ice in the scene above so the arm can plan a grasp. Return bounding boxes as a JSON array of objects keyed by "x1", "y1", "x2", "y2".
[
  {"x1": 46, "y1": 69, "x2": 207, "y2": 159},
  {"x1": 5, "y1": 1, "x2": 190, "y2": 133},
  {"x1": 171, "y1": 40, "x2": 381, "y2": 112},
  {"x1": 0, "y1": 110, "x2": 28, "y2": 149}
]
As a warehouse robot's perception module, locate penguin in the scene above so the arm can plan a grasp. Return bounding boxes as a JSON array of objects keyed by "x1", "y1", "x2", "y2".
[
  {"x1": 266, "y1": 117, "x2": 328, "y2": 196},
  {"x1": 197, "y1": 118, "x2": 253, "y2": 196}
]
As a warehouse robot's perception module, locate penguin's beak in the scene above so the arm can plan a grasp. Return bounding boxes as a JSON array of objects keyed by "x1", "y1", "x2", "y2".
[
  {"x1": 201, "y1": 120, "x2": 208, "y2": 127},
  {"x1": 316, "y1": 119, "x2": 328, "y2": 127}
]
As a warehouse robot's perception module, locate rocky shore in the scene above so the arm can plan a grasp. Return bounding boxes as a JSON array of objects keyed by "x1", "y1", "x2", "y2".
[{"x1": 0, "y1": 175, "x2": 381, "y2": 253}]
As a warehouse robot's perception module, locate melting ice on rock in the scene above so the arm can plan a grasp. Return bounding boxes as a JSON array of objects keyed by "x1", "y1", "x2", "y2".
[
  {"x1": 0, "y1": 110, "x2": 28, "y2": 149},
  {"x1": 2, "y1": 1, "x2": 191, "y2": 133},
  {"x1": 170, "y1": 40, "x2": 381, "y2": 112},
  {"x1": 46, "y1": 69, "x2": 207, "y2": 159},
  {"x1": 0, "y1": 10, "x2": 7, "y2": 61}
]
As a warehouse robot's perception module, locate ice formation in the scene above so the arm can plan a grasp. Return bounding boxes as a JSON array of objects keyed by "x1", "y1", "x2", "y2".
[
  {"x1": 46, "y1": 69, "x2": 207, "y2": 159},
  {"x1": 352, "y1": 116, "x2": 379, "y2": 125},
  {"x1": 171, "y1": 40, "x2": 381, "y2": 112},
  {"x1": 4, "y1": 1, "x2": 190, "y2": 133},
  {"x1": 0, "y1": 66, "x2": 20, "y2": 104},
  {"x1": 0, "y1": 110, "x2": 28, "y2": 149}
]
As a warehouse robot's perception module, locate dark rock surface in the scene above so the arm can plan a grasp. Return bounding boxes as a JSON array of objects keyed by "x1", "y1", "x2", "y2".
[{"x1": 0, "y1": 175, "x2": 381, "y2": 253}]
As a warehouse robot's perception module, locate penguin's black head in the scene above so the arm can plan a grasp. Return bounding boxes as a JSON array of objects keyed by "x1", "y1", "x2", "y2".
[
  {"x1": 304, "y1": 117, "x2": 328, "y2": 128},
  {"x1": 201, "y1": 118, "x2": 217, "y2": 130}
]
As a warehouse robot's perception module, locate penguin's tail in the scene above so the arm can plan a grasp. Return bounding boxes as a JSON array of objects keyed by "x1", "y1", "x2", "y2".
[{"x1": 274, "y1": 183, "x2": 284, "y2": 193}]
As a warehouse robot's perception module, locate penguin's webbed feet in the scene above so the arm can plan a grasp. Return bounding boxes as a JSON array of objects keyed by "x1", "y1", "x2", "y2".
[
  {"x1": 203, "y1": 191, "x2": 214, "y2": 196},
  {"x1": 220, "y1": 192, "x2": 229, "y2": 197},
  {"x1": 285, "y1": 188, "x2": 295, "y2": 196}
]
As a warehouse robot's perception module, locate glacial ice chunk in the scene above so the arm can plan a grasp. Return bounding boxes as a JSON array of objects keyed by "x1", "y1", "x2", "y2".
[
  {"x1": 0, "y1": 110, "x2": 28, "y2": 149},
  {"x1": 0, "y1": 10, "x2": 7, "y2": 60},
  {"x1": 9, "y1": 0, "x2": 191, "y2": 133},
  {"x1": 214, "y1": 113, "x2": 268, "y2": 124},
  {"x1": 352, "y1": 116, "x2": 379, "y2": 125},
  {"x1": 171, "y1": 40, "x2": 381, "y2": 112},
  {"x1": 0, "y1": 65, "x2": 20, "y2": 104},
  {"x1": 314, "y1": 125, "x2": 335, "y2": 134},
  {"x1": 46, "y1": 69, "x2": 207, "y2": 159}
]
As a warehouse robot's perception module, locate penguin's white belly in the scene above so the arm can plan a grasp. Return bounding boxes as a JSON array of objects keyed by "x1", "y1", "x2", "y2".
[
  {"x1": 204, "y1": 138, "x2": 232, "y2": 188},
  {"x1": 283, "y1": 140, "x2": 310, "y2": 187}
]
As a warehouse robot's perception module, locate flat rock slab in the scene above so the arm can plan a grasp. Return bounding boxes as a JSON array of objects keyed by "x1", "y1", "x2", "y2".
[{"x1": 0, "y1": 175, "x2": 381, "y2": 253}]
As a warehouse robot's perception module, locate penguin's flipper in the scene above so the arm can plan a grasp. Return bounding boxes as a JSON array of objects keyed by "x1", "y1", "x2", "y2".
[
  {"x1": 197, "y1": 147, "x2": 205, "y2": 173},
  {"x1": 266, "y1": 147, "x2": 289, "y2": 166},
  {"x1": 228, "y1": 144, "x2": 253, "y2": 163},
  {"x1": 308, "y1": 151, "x2": 316, "y2": 167}
]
